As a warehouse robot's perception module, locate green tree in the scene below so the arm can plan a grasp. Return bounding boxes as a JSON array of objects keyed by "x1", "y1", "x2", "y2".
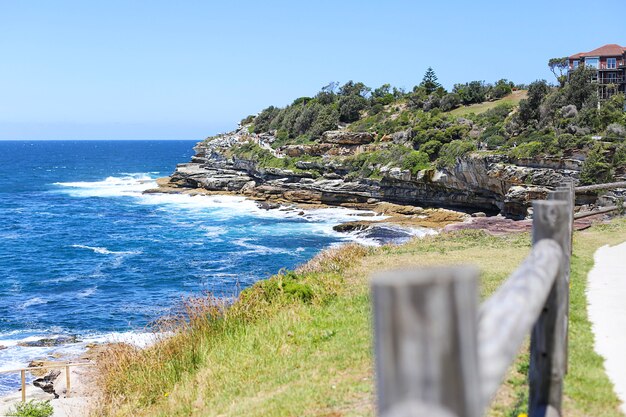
[
  {"x1": 453, "y1": 81, "x2": 488, "y2": 105},
  {"x1": 516, "y1": 80, "x2": 550, "y2": 125},
  {"x1": 548, "y1": 57, "x2": 569, "y2": 87},
  {"x1": 338, "y1": 80, "x2": 371, "y2": 97},
  {"x1": 563, "y1": 66, "x2": 597, "y2": 110},
  {"x1": 420, "y1": 67, "x2": 442, "y2": 95},
  {"x1": 338, "y1": 95, "x2": 368, "y2": 123}
]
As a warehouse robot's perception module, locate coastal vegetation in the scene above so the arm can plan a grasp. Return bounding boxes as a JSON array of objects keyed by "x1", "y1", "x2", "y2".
[
  {"x1": 7, "y1": 400, "x2": 53, "y2": 417},
  {"x1": 96, "y1": 219, "x2": 626, "y2": 416},
  {"x1": 234, "y1": 67, "x2": 625, "y2": 185}
]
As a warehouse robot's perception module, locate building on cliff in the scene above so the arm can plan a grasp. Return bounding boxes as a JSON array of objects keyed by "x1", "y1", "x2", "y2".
[{"x1": 568, "y1": 43, "x2": 626, "y2": 100}]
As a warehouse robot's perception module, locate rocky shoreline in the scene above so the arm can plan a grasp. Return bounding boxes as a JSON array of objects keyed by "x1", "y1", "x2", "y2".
[{"x1": 149, "y1": 126, "x2": 583, "y2": 221}]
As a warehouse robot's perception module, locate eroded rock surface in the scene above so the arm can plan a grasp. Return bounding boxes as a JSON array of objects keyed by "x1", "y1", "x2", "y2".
[{"x1": 154, "y1": 127, "x2": 582, "y2": 219}]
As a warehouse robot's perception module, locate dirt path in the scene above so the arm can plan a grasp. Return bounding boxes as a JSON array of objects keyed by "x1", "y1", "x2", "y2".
[{"x1": 587, "y1": 240, "x2": 626, "y2": 415}]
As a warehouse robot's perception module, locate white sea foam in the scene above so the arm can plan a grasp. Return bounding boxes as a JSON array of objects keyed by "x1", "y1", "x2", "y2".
[
  {"x1": 0, "y1": 330, "x2": 164, "y2": 377},
  {"x1": 71, "y1": 244, "x2": 142, "y2": 256},
  {"x1": 18, "y1": 297, "x2": 48, "y2": 309},
  {"x1": 232, "y1": 238, "x2": 292, "y2": 255},
  {"x1": 82, "y1": 331, "x2": 165, "y2": 348},
  {"x1": 53, "y1": 172, "x2": 385, "y2": 227},
  {"x1": 52, "y1": 173, "x2": 436, "y2": 249},
  {"x1": 76, "y1": 287, "x2": 97, "y2": 298},
  {"x1": 54, "y1": 173, "x2": 156, "y2": 198}
]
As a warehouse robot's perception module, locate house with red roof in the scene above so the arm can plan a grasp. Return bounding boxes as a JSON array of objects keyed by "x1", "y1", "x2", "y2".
[{"x1": 569, "y1": 44, "x2": 626, "y2": 99}]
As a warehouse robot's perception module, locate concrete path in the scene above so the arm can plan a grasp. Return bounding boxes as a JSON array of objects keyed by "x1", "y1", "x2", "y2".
[{"x1": 587, "y1": 240, "x2": 626, "y2": 415}]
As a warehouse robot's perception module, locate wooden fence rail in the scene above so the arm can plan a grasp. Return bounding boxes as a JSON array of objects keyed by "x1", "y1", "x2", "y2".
[
  {"x1": 0, "y1": 362, "x2": 94, "y2": 402},
  {"x1": 372, "y1": 184, "x2": 575, "y2": 417},
  {"x1": 574, "y1": 181, "x2": 626, "y2": 193}
]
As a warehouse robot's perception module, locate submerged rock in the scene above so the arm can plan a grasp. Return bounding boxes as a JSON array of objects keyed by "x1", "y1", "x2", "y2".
[{"x1": 18, "y1": 335, "x2": 80, "y2": 348}]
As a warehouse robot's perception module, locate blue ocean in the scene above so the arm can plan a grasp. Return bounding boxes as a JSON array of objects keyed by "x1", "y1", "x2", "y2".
[{"x1": 0, "y1": 140, "x2": 388, "y2": 394}]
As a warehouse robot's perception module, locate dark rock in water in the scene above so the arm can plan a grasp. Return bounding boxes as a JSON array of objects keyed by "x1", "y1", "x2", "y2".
[
  {"x1": 257, "y1": 201, "x2": 280, "y2": 210},
  {"x1": 357, "y1": 225, "x2": 417, "y2": 244},
  {"x1": 0, "y1": 345, "x2": 6, "y2": 350},
  {"x1": 33, "y1": 370, "x2": 61, "y2": 398},
  {"x1": 333, "y1": 221, "x2": 421, "y2": 244},
  {"x1": 18, "y1": 335, "x2": 80, "y2": 347},
  {"x1": 333, "y1": 221, "x2": 372, "y2": 233}
]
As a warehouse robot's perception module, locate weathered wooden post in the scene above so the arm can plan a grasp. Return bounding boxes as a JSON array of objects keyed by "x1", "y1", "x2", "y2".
[
  {"x1": 21, "y1": 369, "x2": 26, "y2": 402},
  {"x1": 372, "y1": 266, "x2": 481, "y2": 417},
  {"x1": 548, "y1": 183, "x2": 574, "y2": 256},
  {"x1": 529, "y1": 200, "x2": 570, "y2": 417},
  {"x1": 66, "y1": 365, "x2": 71, "y2": 398},
  {"x1": 549, "y1": 182, "x2": 574, "y2": 376}
]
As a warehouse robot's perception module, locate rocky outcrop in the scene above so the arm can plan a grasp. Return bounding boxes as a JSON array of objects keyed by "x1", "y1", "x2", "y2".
[
  {"x1": 18, "y1": 336, "x2": 80, "y2": 348},
  {"x1": 321, "y1": 131, "x2": 375, "y2": 145},
  {"x1": 156, "y1": 128, "x2": 581, "y2": 219}
]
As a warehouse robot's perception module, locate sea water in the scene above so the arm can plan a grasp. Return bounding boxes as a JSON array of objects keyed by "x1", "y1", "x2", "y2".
[{"x1": 0, "y1": 140, "x2": 431, "y2": 394}]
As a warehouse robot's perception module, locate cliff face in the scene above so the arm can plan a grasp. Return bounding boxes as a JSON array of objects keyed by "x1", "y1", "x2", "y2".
[{"x1": 162, "y1": 127, "x2": 580, "y2": 219}]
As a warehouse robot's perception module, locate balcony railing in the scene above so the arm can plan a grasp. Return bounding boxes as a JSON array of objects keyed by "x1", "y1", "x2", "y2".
[
  {"x1": 597, "y1": 76, "x2": 625, "y2": 84},
  {"x1": 598, "y1": 61, "x2": 625, "y2": 70}
]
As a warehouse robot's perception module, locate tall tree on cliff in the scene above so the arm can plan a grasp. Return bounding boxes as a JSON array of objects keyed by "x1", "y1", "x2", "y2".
[
  {"x1": 548, "y1": 57, "x2": 569, "y2": 87},
  {"x1": 420, "y1": 67, "x2": 442, "y2": 94}
]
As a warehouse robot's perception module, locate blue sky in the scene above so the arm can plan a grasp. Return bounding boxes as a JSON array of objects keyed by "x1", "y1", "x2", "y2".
[{"x1": 0, "y1": 0, "x2": 623, "y2": 140}]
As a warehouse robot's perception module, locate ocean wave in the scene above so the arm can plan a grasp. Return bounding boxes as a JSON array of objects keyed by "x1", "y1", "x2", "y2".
[
  {"x1": 71, "y1": 244, "x2": 142, "y2": 256},
  {"x1": 232, "y1": 238, "x2": 292, "y2": 255},
  {"x1": 18, "y1": 297, "x2": 48, "y2": 309},
  {"x1": 53, "y1": 173, "x2": 156, "y2": 198},
  {"x1": 76, "y1": 287, "x2": 97, "y2": 298}
]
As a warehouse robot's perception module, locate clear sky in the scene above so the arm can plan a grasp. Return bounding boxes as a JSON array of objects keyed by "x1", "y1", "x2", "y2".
[{"x1": 1, "y1": 0, "x2": 623, "y2": 140}]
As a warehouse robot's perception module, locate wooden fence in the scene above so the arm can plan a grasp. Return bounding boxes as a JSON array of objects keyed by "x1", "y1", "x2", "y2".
[
  {"x1": 372, "y1": 182, "x2": 575, "y2": 417},
  {"x1": 0, "y1": 362, "x2": 94, "y2": 402}
]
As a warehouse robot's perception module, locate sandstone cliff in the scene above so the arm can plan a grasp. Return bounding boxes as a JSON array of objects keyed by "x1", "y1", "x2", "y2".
[{"x1": 157, "y1": 127, "x2": 581, "y2": 219}]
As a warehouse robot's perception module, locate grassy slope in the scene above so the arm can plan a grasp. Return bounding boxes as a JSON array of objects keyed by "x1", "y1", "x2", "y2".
[
  {"x1": 448, "y1": 90, "x2": 528, "y2": 117},
  {"x1": 98, "y1": 219, "x2": 626, "y2": 417}
]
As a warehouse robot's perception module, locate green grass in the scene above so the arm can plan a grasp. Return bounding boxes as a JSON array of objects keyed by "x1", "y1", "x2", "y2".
[
  {"x1": 96, "y1": 220, "x2": 626, "y2": 417},
  {"x1": 448, "y1": 90, "x2": 527, "y2": 117}
]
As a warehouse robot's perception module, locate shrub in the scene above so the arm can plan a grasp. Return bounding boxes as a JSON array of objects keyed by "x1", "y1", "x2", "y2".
[
  {"x1": 436, "y1": 140, "x2": 476, "y2": 168},
  {"x1": 453, "y1": 81, "x2": 488, "y2": 105},
  {"x1": 556, "y1": 133, "x2": 576, "y2": 149},
  {"x1": 508, "y1": 141, "x2": 545, "y2": 159},
  {"x1": 401, "y1": 151, "x2": 430, "y2": 175},
  {"x1": 440, "y1": 93, "x2": 461, "y2": 111},
  {"x1": 7, "y1": 400, "x2": 53, "y2": 417},
  {"x1": 283, "y1": 282, "x2": 314, "y2": 302},
  {"x1": 485, "y1": 135, "x2": 506, "y2": 149},
  {"x1": 240, "y1": 115, "x2": 255, "y2": 126},
  {"x1": 580, "y1": 144, "x2": 614, "y2": 185},
  {"x1": 253, "y1": 106, "x2": 280, "y2": 133},
  {"x1": 420, "y1": 140, "x2": 443, "y2": 159},
  {"x1": 422, "y1": 94, "x2": 440, "y2": 112},
  {"x1": 488, "y1": 79, "x2": 513, "y2": 100},
  {"x1": 606, "y1": 123, "x2": 626, "y2": 138},
  {"x1": 613, "y1": 143, "x2": 626, "y2": 167},
  {"x1": 560, "y1": 104, "x2": 578, "y2": 119}
]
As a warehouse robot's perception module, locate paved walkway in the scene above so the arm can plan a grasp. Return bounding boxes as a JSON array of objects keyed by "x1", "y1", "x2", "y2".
[{"x1": 587, "y1": 241, "x2": 626, "y2": 415}]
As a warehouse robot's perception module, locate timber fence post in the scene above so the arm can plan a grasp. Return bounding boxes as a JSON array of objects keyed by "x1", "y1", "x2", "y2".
[
  {"x1": 529, "y1": 200, "x2": 570, "y2": 417},
  {"x1": 372, "y1": 266, "x2": 480, "y2": 417}
]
